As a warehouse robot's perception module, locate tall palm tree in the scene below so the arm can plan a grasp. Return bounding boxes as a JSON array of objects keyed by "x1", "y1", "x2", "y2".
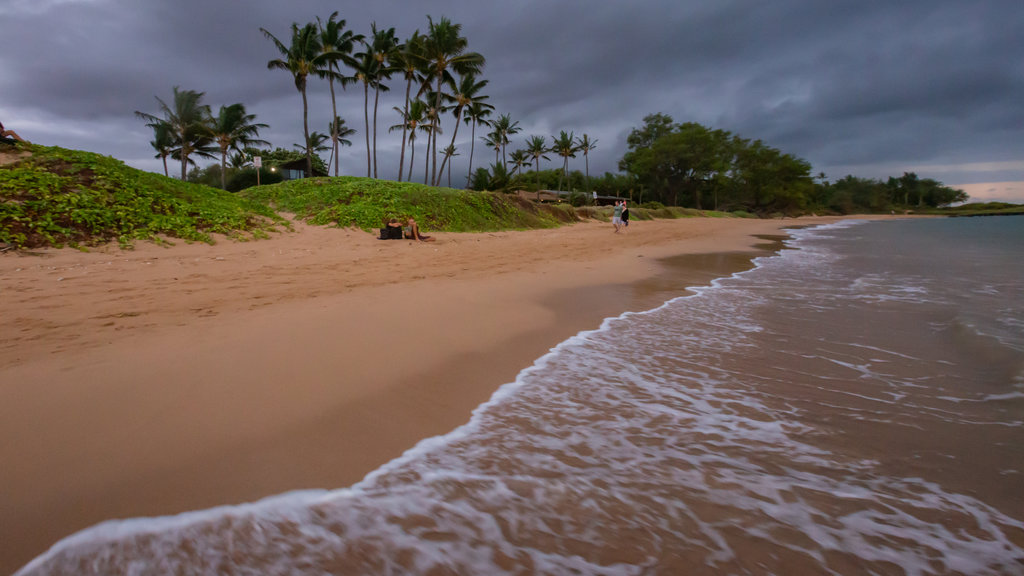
[
  {"x1": 261, "y1": 22, "x2": 337, "y2": 177},
  {"x1": 366, "y1": 23, "x2": 397, "y2": 178},
  {"x1": 436, "y1": 73, "x2": 489, "y2": 185},
  {"x1": 492, "y1": 113, "x2": 521, "y2": 170},
  {"x1": 350, "y1": 50, "x2": 378, "y2": 178},
  {"x1": 147, "y1": 121, "x2": 174, "y2": 177},
  {"x1": 327, "y1": 116, "x2": 356, "y2": 175},
  {"x1": 135, "y1": 86, "x2": 215, "y2": 181},
  {"x1": 462, "y1": 101, "x2": 493, "y2": 183},
  {"x1": 576, "y1": 133, "x2": 598, "y2": 192},
  {"x1": 422, "y1": 16, "x2": 484, "y2": 185},
  {"x1": 552, "y1": 130, "x2": 578, "y2": 193},
  {"x1": 390, "y1": 99, "x2": 431, "y2": 182},
  {"x1": 525, "y1": 135, "x2": 550, "y2": 194},
  {"x1": 392, "y1": 31, "x2": 426, "y2": 182},
  {"x1": 210, "y1": 103, "x2": 269, "y2": 189},
  {"x1": 316, "y1": 12, "x2": 362, "y2": 177}
]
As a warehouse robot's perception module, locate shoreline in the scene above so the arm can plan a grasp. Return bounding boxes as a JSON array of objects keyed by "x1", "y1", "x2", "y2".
[{"x1": 0, "y1": 215, "x2": 891, "y2": 573}]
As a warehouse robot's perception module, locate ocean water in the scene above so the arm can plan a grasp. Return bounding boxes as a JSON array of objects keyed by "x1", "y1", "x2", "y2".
[{"x1": 17, "y1": 217, "x2": 1024, "y2": 575}]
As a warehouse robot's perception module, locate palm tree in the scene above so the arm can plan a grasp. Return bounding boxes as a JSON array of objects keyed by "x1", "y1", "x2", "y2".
[
  {"x1": 552, "y1": 130, "x2": 578, "y2": 193},
  {"x1": 210, "y1": 103, "x2": 269, "y2": 189},
  {"x1": 492, "y1": 113, "x2": 520, "y2": 170},
  {"x1": 436, "y1": 73, "x2": 489, "y2": 185},
  {"x1": 261, "y1": 22, "x2": 336, "y2": 177},
  {"x1": 135, "y1": 86, "x2": 215, "y2": 181},
  {"x1": 525, "y1": 135, "x2": 550, "y2": 194},
  {"x1": 509, "y1": 149, "x2": 530, "y2": 177},
  {"x1": 326, "y1": 116, "x2": 356, "y2": 175},
  {"x1": 147, "y1": 121, "x2": 174, "y2": 177},
  {"x1": 576, "y1": 133, "x2": 598, "y2": 192},
  {"x1": 392, "y1": 31, "x2": 426, "y2": 181},
  {"x1": 483, "y1": 131, "x2": 501, "y2": 167},
  {"x1": 295, "y1": 131, "x2": 332, "y2": 168},
  {"x1": 422, "y1": 16, "x2": 484, "y2": 185},
  {"x1": 462, "y1": 101, "x2": 493, "y2": 183},
  {"x1": 442, "y1": 144, "x2": 459, "y2": 187},
  {"x1": 390, "y1": 99, "x2": 431, "y2": 183},
  {"x1": 366, "y1": 23, "x2": 397, "y2": 178},
  {"x1": 350, "y1": 50, "x2": 378, "y2": 177},
  {"x1": 316, "y1": 12, "x2": 362, "y2": 177}
]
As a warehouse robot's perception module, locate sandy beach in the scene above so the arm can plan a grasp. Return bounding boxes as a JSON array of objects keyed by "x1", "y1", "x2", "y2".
[{"x1": 0, "y1": 215, "x2": 861, "y2": 573}]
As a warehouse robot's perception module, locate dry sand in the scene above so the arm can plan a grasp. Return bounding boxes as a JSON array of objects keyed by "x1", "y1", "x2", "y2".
[{"x1": 0, "y1": 214, "x2": 866, "y2": 573}]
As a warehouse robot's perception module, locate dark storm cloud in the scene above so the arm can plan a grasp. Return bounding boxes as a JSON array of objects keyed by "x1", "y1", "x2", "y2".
[{"x1": 2, "y1": 0, "x2": 1021, "y2": 199}]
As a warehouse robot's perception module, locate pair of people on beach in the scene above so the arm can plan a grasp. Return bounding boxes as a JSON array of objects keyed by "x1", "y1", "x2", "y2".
[
  {"x1": 612, "y1": 200, "x2": 629, "y2": 233},
  {"x1": 385, "y1": 218, "x2": 434, "y2": 242}
]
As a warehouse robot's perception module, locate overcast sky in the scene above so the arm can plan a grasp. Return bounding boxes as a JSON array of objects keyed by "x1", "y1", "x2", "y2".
[{"x1": 2, "y1": 0, "x2": 1022, "y2": 202}]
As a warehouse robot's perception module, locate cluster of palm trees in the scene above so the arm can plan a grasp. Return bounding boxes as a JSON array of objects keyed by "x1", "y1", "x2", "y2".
[
  {"x1": 135, "y1": 88, "x2": 269, "y2": 189},
  {"x1": 261, "y1": 13, "x2": 601, "y2": 191},
  {"x1": 139, "y1": 13, "x2": 602, "y2": 193}
]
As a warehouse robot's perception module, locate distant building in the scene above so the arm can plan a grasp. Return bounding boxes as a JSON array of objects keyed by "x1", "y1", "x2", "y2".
[{"x1": 274, "y1": 158, "x2": 327, "y2": 181}]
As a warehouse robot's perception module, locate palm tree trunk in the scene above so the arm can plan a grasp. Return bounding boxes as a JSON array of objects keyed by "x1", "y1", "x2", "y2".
[
  {"x1": 398, "y1": 77, "x2": 412, "y2": 182},
  {"x1": 431, "y1": 77, "x2": 443, "y2": 186},
  {"x1": 362, "y1": 82, "x2": 371, "y2": 177},
  {"x1": 408, "y1": 138, "x2": 416, "y2": 182},
  {"x1": 466, "y1": 119, "x2": 477, "y2": 183},
  {"x1": 329, "y1": 74, "x2": 339, "y2": 177},
  {"x1": 162, "y1": 155, "x2": 168, "y2": 178},
  {"x1": 302, "y1": 88, "x2": 312, "y2": 177},
  {"x1": 220, "y1": 150, "x2": 228, "y2": 190},
  {"x1": 436, "y1": 108, "x2": 463, "y2": 186},
  {"x1": 372, "y1": 85, "x2": 380, "y2": 179}
]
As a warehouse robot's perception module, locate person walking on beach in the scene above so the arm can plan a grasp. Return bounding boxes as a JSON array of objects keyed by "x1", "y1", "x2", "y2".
[
  {"x1": 612, "y1": 201, "x2": 623, "y2": 233},
  {"x1": 620, "y1": 200, "x2": 630, "y2": 232}
]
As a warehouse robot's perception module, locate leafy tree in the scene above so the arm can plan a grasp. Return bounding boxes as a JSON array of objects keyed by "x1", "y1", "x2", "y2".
[
  {"x1": 210, "y1": 103, "x2": 269, "y2": 189},
  {"x1": 422, "y1": 16, "x2": 484, "y2": 185},
  {"x1": 442, "y1": 144, "x2": 459, "y2": 187},
  {"x1": 482, "y1": 131, "x2": 501, "y2": 168},
  {"x1": 316, "y1": 12, "x2": 362, "y2": 177},
  {"x1": 350, "y1": 50, "x2": 378, "y2": 177},
  {"x1": 509, "y1": 149, "x2": 530, "y2": 177},
  {"x1": 135, "y1": 86, "x2": 216, "y2": 181},
  {"x1": 261, "y1": 22, "x2": 337, "y2": 177}
]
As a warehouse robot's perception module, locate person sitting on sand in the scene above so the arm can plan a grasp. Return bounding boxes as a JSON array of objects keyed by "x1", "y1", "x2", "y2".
[
  {"x1": 381, "y1": 217, "x2": 404, "y2": 239},
  {"x1": 404, "y1": 217, "x2": 435, "y2": 242},
  {"x1": 0, "y1": 121, "x2": 26, "y2": 143}
]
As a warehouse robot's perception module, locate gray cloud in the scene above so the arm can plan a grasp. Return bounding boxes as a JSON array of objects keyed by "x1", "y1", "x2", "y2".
[{"x1": 2, "y1": 0, "x2": 1021, "y2": 196}]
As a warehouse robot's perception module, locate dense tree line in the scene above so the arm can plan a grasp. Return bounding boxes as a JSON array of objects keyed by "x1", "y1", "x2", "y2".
[
  {"x1": 135, "y1": 15, "x2": 966, "y2": 213},
  {"x1": 617, "y1": 114, "x2": 965, "y2": 214}
]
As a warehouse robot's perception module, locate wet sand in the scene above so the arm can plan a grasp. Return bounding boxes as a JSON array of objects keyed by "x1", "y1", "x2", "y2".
[{"x1": 0, "y1": 215, "x2": 867, "y2": 573}]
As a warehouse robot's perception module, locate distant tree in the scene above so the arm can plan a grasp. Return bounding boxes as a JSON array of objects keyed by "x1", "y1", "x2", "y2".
[
  {"x1": 147, "y1": 121, "x2": 174, "y2": 177},
  {"x1": 509, "y1": 149, "x2": 530, "y2": 177},
  {"x1": 365, "y1": 23, "x2": 398, "y2": 178},
  {"x1": 463, "y1": 100, "x2": 494, "y2": 183},
  {"x1": 295, "y1": 131, "x2": 332, "y2": 168},
  {"x1": 437, "y1": 73, "x2": 489, "y2": 185},
  {"x1": 551, "y1": 130, "x2": 578, "y2": 193},
  {"x1": 210, "y1": 103, "x2": 269, "y2": 189},
  {"x1": 482, "y1": 131, "x2": 501, "y2": 168},
  {"x1": 492, "y1": 113, "x2": 520, "y2": 170},
  {"x1": 135, "y1": 86, "x2": 215, "y2": 181},
  {"x1": 390, "y1": 99, "x2": 431, "y2": 182},
  {"x1": 392, "y1": 31, "x2": 426, "y2": 182},
  {"x1": 576, "y1": 133, "x2": 598, "y2": 191},
  {"x1": 326, "y1": 116, "x2": 356, "y2": 175},
  {"x1": 350, "y1": 50, "x2": 378, "y2": 177},
  {"x1": 525, "y1": 135, "x2": 550, "y2": 194},
  {"x1": 261, "y1": 22, "x2": 336, "y2": 177},
  {"x1": 442, "y1": 144, "x2": 459, "y2": 187}
]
